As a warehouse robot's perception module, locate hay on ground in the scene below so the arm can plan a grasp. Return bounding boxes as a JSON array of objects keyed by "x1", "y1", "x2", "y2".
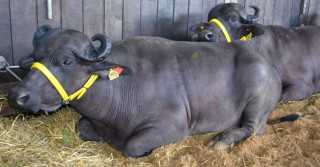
[{"x1": 0, "y1": 95, "x2": 320, "y2": 167}]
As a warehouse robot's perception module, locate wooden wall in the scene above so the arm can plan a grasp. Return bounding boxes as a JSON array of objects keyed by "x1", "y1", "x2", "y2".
[{"x1": 1, "y1": 0, "x2": 320, "y2": 83}]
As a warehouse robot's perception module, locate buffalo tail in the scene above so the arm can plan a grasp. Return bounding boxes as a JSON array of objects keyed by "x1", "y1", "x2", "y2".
[{"x1": 267, "y1": 113, "x2": 301, "y2": 125}]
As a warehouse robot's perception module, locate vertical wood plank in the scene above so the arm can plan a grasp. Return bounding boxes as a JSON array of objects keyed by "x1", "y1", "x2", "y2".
[
  {"x1": 5, "y1": 0, "x2": 36, "y2": 83},
  {"x1": 10, "y1": 0, "x2": 37, "y2": 65},
  {"x1": 157, "y1": 0, "x2": 174, "y2": 39},
  {"x1": 188, "y1": 0, "x2": 203, "y2": 40},
  {"x1": 254, "y1": 0, "x2": 265, "y2": 24},
  {"x1": 141, "y1": 0, "x2": 158, "y2": 36},
  {"x1": 281, "y1": 0, "x2": 293, "y2": 27},
  {"x1": 37, "y1": 0, "x2": 61, "y2": 28},
  {"x1": 61, "y1": 0, "x2": 83, "y2": 32},
  {"x1": 245, "y1": 0, "x2": 254, "y2": 10},
  {"x1": 202, "y1": 0, "x2": 217, "y2": 22},
  {"x1": 228, "y1": 0, "x2": 238, "y2": 3},
  {"x1": 263, "y1": 0, "x2": 275, "y2": 25},
  {"x1": 316, "y1": 0, "x2": 320, "y2": 24},
  {"x1": 299, "y1": 0, "x2": 310, "y2": 25},
  {"x1": 245, "y1": 0, "x2": 254, "y2": 8},
  {"x1": 0, "y1": 0, "x2": 13, "y2": 65},
  {"x1": 83, "y1": 0, "x2": 104, "y2": 38},
  {"x1": 245, "y1": 0, "x2": 262, "y2": 24},
  {"x1": 216, "y1": 0, "x2": 225, "y2": 4},
  {"x1": 0, "y1": 0, "x2": 14, "y2": 83},
  {"x1": 105, "y1": 0, "x2": 123, "y2": 42},
  {"x1": 273, "y1": 0, "x2": 285, "y2": 25},
  {"x1": 290, "y1": 0, "x2": 302, "y2": 27},
  {"x1": 238, "y1": 0, "x2": 246, "y2": 6},
  {"x1": 123, "y1": 0, "x2": 141, "y2": 39},
  {"x1": 245, "y1": 0, "x2": 256, "y2": 20},
  {"x1": 307, "y1": 0, "x2": 317, "y2": 25},
  {"x1": 173, "y1": 0, "x2": 189, "y2": 40}
]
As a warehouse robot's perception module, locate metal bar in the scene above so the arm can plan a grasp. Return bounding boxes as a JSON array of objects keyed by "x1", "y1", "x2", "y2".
[
  {"x1": 7, "y1": 66, "x2": 20, "y2": 69},
  {"x1": 6, "y1": 67, "x2": 22, "y2": 81},
  {"x1": 47, "y1": 0, "x2": 52, "y2": 19}
]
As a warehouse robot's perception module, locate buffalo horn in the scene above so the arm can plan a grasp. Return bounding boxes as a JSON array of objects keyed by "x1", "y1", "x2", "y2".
[
  {"x1": 248, "y1": 5, "x2": 262, "y2": 22},
  {"x1": 91, "y1": 34, "x2": 112, "y2": 60},
  {"x1": 238, "y1": 5, "x2": 262, "y2": 23}
]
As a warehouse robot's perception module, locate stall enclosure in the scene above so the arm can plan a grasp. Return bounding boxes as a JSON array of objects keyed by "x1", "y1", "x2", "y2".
[{"x1": 1, "y1": 0, "x2": 320, "y2": 83}]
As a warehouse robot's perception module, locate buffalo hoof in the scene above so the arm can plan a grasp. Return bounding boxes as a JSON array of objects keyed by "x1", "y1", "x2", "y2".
[
  {"x1": 207, "y1": 141, "x2": 234, "y2": 151},
  {"x1": 122, "y1": 150, "x2": 153, "y2": 158},
  {"x1": 75, "y1": 117, "x2": 103, "y2": 142}
]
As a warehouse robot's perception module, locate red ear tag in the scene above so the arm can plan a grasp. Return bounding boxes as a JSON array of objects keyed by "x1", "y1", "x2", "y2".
[{"x1": 112, "y1": 67, "x2": 123, "y2": 75}]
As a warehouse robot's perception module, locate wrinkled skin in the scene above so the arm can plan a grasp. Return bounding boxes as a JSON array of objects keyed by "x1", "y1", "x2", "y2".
[
  {"x1": 190, "y1": 3, "x2": 320, "y2": 103},
  {"x1": 8, "y1": 26, "x2": 282, "y2": 158}
]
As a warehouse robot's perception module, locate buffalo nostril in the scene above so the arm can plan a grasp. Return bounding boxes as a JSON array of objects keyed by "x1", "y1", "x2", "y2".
[
  {"x1": 16, "y1": 93, "x2": 30, "y2": 106},
  {"x1": 205, "y1": 33, "x2": 214, "y2": 40}
]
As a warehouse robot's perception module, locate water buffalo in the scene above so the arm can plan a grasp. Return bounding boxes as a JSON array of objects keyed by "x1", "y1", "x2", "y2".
[
  {"x1": 190, "y1": 3, "x2": 320, "y2": 103},
  {"x1": 8, "y1": 26, "x2": 297, "y2": 158}
]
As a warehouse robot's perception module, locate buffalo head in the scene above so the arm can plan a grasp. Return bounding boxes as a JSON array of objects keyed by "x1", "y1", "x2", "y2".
[
  {"x1": 8, "y1": 26, "x2": 131, "y2": 114},
  {"x1": 190, "y1": 3, "x2": 262, "y2": 42},
  {"x1": 19, "y1": 25, "x2": 112, "y2": 70}
]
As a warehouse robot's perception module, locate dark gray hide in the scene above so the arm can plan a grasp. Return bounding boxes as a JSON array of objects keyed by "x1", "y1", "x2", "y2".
[
  {"x1": 8, "y1": 27, "x2": 282, "y2": 158},
  {"x1": 190, "y1": 3, "x2": 320, "y2": 103}
]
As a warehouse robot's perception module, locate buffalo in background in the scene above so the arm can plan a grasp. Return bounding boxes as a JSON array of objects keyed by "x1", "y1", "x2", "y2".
[{"x1": 190, "y1": 3, "x2": 320, "y2": 103}]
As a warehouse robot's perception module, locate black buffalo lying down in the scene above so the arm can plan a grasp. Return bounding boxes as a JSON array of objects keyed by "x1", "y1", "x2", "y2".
[
  {"x1": 8, "y1": 26, "x2": 298, "y2": 157},
  {"x1": 190, "y1": 3, "x2": 320, "y2": 103}
]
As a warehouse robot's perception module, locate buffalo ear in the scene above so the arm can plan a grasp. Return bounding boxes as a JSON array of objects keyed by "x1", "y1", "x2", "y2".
[
  {"x1": 33, "y1": 25, "x2": 53, "y2": 47},
  {"x1": 91, "y1": 61, "x2": 133, "y2": 78},
  {"x1": 189, "y1": 23, "x2": 210, "y2": 33},
  {"x1": 19, "y1": 54, "x2": 36, "y2": 70},
  {"x1": 241, "y1": 24, "x2": 264, "y2": 38}
]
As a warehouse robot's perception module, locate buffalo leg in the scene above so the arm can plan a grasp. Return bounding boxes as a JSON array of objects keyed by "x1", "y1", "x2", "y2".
[
  {"x1": 122, "y1": 124, "x2": 188, "y2": 158},
  {"x1": 281, "y1": 81, "x2": 314, "y2": 103},
  {"x1": 207, "y1": 120, "x2": 267, "y2": 151},
  {"x1": 75, "y1": 117, "x2": 103, "y2": 142},
  {"x1": 207, "y1": 97, "x2": 272, "y2": 150},
  {"x1": 207, "y1": 127, "x2": 253, "y2": 150}
]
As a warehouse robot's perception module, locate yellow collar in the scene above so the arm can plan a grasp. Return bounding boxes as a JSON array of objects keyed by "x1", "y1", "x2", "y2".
[
  {"x1": 208, "y1": 19, "x2": 251, "y2": 42},
  {"x1": 31, "y1": 62, "x2": 98, "y2": 104},
  {"x1": 209, "y1": 19, "x2": 232, "y2": 43}
]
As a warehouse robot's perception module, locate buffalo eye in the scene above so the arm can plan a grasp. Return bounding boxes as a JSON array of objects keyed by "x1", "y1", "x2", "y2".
[
  {"x1": 230, "y1": 16, "x2": 238, "y2": 22},
  {"x1": 63, "y1": 59, "x2": 73, "y2": 65}
]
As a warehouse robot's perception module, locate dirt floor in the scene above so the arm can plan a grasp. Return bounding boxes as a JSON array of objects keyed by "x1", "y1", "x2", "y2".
[{"x1": 0, "y1": 94, "x2": 319, "y2": 167}]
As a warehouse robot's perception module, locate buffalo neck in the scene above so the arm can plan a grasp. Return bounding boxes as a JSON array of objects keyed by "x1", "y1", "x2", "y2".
[
  {"x1": 69, "y1": 76, "x2": 115, "y2": 118},
  {"x1": 241, "y1": 28, "x2": 279, "y2": 72},
  {"x1": 69, "y1": 45, "x2": 138, "y2": 127}
]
